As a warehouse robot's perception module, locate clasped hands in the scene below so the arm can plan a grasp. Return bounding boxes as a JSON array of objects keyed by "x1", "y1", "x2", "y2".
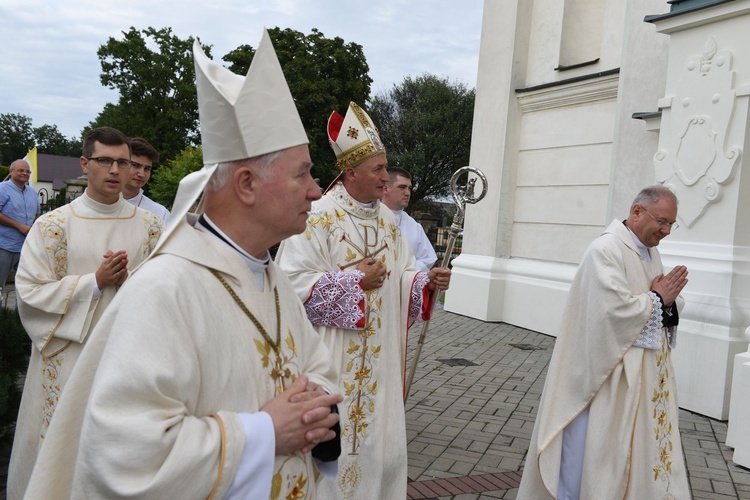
[
  {"x1": 651, "y1": 265, "x2": 688, "y2": 307},
  {"x1": 355, "y1": 257, "x2": 452, "y2": 292},
  {"x1": 95, "y1": 250, "x2": 129, "y2": 288},
  {"x1": 262, "y1": 374, "x2": 342, "y2": 456}
]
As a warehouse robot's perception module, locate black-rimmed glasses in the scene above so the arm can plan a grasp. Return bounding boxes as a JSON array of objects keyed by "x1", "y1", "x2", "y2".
[{"x1": 86, "y1": 157, "x2": 132, "y2": 169}]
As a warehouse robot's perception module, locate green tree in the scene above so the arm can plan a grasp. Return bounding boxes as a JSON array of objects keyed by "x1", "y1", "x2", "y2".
[
  {"x1": 0, "y1": 113, "x2": 34, "y2": 166},
  {"x1": 223, "y1": 27, "x2": 372, "y2": 187},
  {"x1": 369, "y1": 74, "x2": 475, "y2": 209},
  {"x1": 149, "y1": 145, "x2": 203, "y2": 209},
  {"x1": 33, "y1": 124, "x2": 82, "y2": 156},
  {"x1": 0, "y1": 114, "x2": 80, "y2": 166},
  {"x1": 90, "y1": 27, "x2": 211, "y2": 162}
]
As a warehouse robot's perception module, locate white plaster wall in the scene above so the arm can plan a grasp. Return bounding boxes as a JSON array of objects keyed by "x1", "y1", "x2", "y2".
[
  {"x1": 448, "y1": 0, "x2": 673, "y2": 334},
  {"x1": 608, "y1": 0, "x2": 671, "y2": 217},
  {"x1": 648, "y1": 3, "x2": 750, "y2": 418},
  {"x1": 525, "y1": 0, "x2": 626, "y2": 86},
  {"x1": 450, "y1": 0, "x2": 750, "y2": 422}
]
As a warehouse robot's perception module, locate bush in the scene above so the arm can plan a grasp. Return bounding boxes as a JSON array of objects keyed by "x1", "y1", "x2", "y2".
[
  {"x1": 149, "y1": 145, "x2": 204, "y2": 210},
  {"x1": 0, "y1": 307, "x2": 31, "y2": 444}
]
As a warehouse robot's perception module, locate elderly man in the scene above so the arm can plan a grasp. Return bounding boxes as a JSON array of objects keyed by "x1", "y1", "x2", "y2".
[
  {"x1": 518, "y1": 185, "x2": 690, "y2": 499},
  {"x1": 0, "y1": 159, "x2": 39, "y2": 308},
  {"x1": 22, "y1": 31, "x2": 342, "y2": 499},
  {"x1": 122, "y1": 137, "x2": 171, "y2": 223},
  {"x1": 382, "y1": 167, "x2": 437, "y2": 271},
  {"x1": 7, "y1": 127, "x2": 163, "y2": 499},
  {"x1": 278, "y1": 101, "x2": 451, "y2": 498}
]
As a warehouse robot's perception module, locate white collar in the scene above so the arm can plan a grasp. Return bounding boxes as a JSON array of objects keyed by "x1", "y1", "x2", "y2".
[
  {"x1": 195, "y1": 214, "x2": 270, "y2": 290},
  {"x1": 626, "y1": 226, "x2": 651, "y2": 262}
]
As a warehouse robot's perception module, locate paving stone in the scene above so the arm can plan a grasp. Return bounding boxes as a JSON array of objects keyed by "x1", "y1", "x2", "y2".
[
  {"x1": 712, "y1": 479, "x2": 738, "y2": 496},
  {"x1": 402, "y1": 311, "x2": 750, "y2": 500}
]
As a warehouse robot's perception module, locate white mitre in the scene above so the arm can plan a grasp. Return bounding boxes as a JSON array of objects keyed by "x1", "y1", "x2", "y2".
[
  {"x1": 324, "y1": 101, "x2": 386, "y2": 192},
  {"x1": 327, "y1": 101, "x2": 385, "y2": 170},
  {"x1": 148, "y1": 29, "x2": 308, "y2": 255}
]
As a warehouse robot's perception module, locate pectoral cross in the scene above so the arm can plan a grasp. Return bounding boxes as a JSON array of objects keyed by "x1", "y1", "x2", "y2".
[{"x1": 271, "y1": 355, "x2": 286, "y2": 392}]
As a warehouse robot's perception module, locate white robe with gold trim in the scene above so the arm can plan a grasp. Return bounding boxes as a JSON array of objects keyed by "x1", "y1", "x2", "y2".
[
  {"x1": 8, "y1": 193, "x2": 162, "y2": 499},
  {"x1": 278, "y1": 183, "x2": 428, "y2": 499},
  {"x1": 517, "y1": 220, "x2": 690, "y2": 499},
  {"x1": 22, "y1": 216, "x2": 339, "y2": 499}
]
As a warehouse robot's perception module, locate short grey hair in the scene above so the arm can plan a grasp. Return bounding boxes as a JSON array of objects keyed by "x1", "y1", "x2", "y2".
[
  {"x1": 10, "y1": 159, "x2": 29, "y2": 171},
  {"x1": 205, "y1": 150, "x2": 284, "y2": 192},
  {"x1": 631, "y1": 185, "x2": 678, "y2": 210}
]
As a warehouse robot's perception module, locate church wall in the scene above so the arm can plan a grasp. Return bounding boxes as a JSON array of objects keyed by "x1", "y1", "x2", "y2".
[
  {"x1": 446, "y1": 2, "x2": 672, "y2": 338},
  {"x1": 645, "y1": 2, "x2": 750, "y2": 420}
]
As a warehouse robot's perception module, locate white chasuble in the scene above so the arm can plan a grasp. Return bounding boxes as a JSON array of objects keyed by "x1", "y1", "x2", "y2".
[
  {"x1": 23, "y1": 217, "x2": 339, "y2": 499},
  {"x1": 518, "y1": 220, "x2": 690, "y2": 499},
  {"x1": 278, "y1": 183, "x2": 429, "y2": 499},
  {"x1": 8, "y1": 193, "x2": 162, "y2": 499}
]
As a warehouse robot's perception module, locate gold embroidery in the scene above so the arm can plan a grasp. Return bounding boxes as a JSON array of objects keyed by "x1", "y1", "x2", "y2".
[
  {"x1": 40, "y1": 356, "x2": 63, "y2": 439},
  {"x1": 345, "y1": 248, "x2": 357, "y2": 263},
  {"x1": 211, "y1": 272, "x2": 294, "y2": 394},
  {"x1": 272, "y1": 456, "x2": 311, "y2": 499},
  {"x1": 337, "y1": 463, "x2": 362, "y2": 496},
  {"x1": 38, "y1": 211, "x2": 68, "y2": 280},
  {"x1": 143, "y1": 214, "x2": 163, "y2": 256},
  {"x1": 286, "y1": 473, "x2": 308, "y2": 499},
  {"x1": 271, "y1": 473, "x2": 283, "y2": 499},
  {"x1": 652, "y1": 338, "x2": 675, "y2": 492},
  {"x1": 346, "y1": 126, "x2": 359, "y2": 139}
]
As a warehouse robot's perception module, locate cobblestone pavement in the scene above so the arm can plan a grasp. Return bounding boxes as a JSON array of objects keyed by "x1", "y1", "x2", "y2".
[
  {"x1": 405, "y1": 310, "x2": 750, "y2": 499},
  {"x1": 2, "y1": 286, "x2": 749, "y2": 499}
]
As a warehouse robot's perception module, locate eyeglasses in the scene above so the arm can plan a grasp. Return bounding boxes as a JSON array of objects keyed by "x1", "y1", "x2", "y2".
[
  {"x1": 640, "y1": 205, "x2": 679, "y2": 230},
  {"x1": 86, "y1": 157, "x2": 132, "y2": 169},
  {"x1": 13, "y1": 169, "x2": 31, "y2": 174}
]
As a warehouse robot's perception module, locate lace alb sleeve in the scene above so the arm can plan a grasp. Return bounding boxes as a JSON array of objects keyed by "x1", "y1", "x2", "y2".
[
  {"x1": 410, "y1": 272, "x2": 431, "y2": 321},
  {"x1": 633, "y1": 292, "x2": 664, "y2": 350},
  {"x1": 304, "y1": 271, "x2": 365, "y2": 330}
]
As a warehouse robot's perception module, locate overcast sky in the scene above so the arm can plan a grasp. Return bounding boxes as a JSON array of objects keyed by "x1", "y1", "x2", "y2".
[{"x1": 0, "y1": 0, "x2": 483, "y2": 140}]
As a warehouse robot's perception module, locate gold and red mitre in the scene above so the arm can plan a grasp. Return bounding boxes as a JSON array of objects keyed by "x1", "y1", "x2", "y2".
[{"x1": 327, "y1": 101, "x2": 386, "y2": 170}]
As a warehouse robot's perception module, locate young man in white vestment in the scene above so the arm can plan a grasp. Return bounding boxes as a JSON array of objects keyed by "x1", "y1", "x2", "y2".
[
  {"x1": 382, "y1": 167, "x2": 437, "y2": 272},
  {"x1": 277, "y1": 102, "x2": 452, "y2": 499},
  {"x1": 518, "y1": 185, "x2": 691, "y2": 499},
  {"x1": 7, "y1": 126, "x2": 163, "y2": 499},
  {"x1": 122, "y1": 137, "x2": 171, "y2": 223},
  {"x1": 20, "y1": 31, "x2": 342, "y2": 499}
]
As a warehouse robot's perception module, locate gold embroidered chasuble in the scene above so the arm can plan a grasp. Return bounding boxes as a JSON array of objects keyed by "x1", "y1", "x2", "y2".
[
  {"x1": 278, "y1": 183, "x2": 426, "y2": 499},
  {"x1": 8, "y1": 193, "x2": 162, "y2": 499},
  {"x1": 518, "y1": 220, "x2": 690, "y2": 499},
  {"x1": 23, "y1": 217, "x2": 339, "y2": 499}
]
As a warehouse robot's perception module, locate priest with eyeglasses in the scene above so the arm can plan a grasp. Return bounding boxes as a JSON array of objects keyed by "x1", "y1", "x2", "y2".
[{"x1": 8, "y1": 126, "x2": 163, "y2": 499}]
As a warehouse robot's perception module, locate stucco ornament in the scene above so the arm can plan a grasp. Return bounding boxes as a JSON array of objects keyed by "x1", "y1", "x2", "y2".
[{"x1": 654, "y1": 37, "x2": 743, "y2": 227}]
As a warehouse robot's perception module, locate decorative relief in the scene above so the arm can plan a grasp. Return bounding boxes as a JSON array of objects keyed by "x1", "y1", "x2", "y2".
[{"x1": 654, "y1": 37, "x2": 744, "y2": 227}]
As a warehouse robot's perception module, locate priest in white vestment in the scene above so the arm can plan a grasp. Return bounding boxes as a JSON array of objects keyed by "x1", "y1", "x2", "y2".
[
  {"x1": 21, "y1": 31, "x2": 342, "y2": 500},
  {"x1": 518, "y1": 185, "x2": 691, "y2": 499},
  {"x1": 7, "y1": 127, "x2": 163, "y2": 499},
  {"x1": 122, "y1": 137, "x2": 171, "y2": 224},
  {"x1": 277, "y1": 102, "x2": 452, "y2": 499},
  {"x1": 382, "y1": 167, "x2": 437, "y2": 272}
]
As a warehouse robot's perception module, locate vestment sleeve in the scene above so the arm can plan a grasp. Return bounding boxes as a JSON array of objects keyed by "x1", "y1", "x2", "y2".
[
  {"x1": 277, "y1": 218, "x2": 369, "y2": 330},
  {"x1": 225, "y1": 412, "x2": 276, "y2": 498},
  {"x1": 75, "y1": 287, "x2": 247, "y2": 499},
  {"x1": 413, "y1": 221, "x2": 437, "y2": 272},
  {"x1": 632, "y1": 292, "x2": 664, "y2": 350},
  {"x1": 303, "y1": 270, "x2": 366, "y2": 329},
  {"x1": 15, "y1": 215, "x2": 101, "y2": 354}
]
